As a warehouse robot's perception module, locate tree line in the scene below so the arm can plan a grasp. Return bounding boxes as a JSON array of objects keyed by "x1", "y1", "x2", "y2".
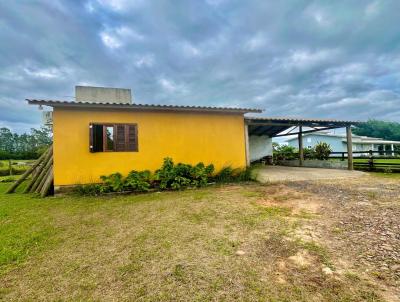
[
  {"x1": 0, "y1": 127, "x2": 52, "y2": 159},
  {"x1": 353, "y1": 119, "x2": 400, "y2": 141}
]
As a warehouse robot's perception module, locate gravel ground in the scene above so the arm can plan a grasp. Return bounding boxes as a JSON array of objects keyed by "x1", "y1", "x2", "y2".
[{"x1": 287, "y1": 177, "x2": 400, "y2": 298}]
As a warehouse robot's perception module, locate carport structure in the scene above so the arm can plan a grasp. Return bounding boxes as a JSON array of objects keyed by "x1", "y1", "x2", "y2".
[{"x1": 244, "y1": 117, "x2": 361, "y2": 170}]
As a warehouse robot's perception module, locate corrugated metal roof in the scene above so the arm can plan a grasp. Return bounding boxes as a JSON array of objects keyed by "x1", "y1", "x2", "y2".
[
  {"x1": 246, "y1": 116, "x2": 362, "y2": 136},
  {"x1": 27, "y1": 99, "x2": 262, "y2": 114},
  {"x1": 245, "y1": 116, "x2": 361, "y2": 124}
]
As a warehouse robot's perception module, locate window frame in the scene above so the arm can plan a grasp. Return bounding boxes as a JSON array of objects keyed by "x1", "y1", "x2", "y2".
[
  {"x1": 103, "y1": 124, "x2": 116, "y2": 152},
  {"x1": 89, "y1": 123, "x2": 138, "y2": 153}
]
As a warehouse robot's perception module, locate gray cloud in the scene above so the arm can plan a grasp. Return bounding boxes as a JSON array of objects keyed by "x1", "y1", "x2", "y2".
[{"x1": 1, "y1": 0, "x2": 400, "y2": 132}]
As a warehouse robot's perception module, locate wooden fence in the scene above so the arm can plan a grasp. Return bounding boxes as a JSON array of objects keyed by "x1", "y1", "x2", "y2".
[{"x1": 330, "y1": 150, "x2": 400, "y2": 172}]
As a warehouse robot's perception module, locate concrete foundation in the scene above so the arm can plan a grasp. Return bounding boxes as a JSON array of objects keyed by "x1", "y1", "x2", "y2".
[{"x1": 278, "y1": 159, "x2": 348, "y2": 170}]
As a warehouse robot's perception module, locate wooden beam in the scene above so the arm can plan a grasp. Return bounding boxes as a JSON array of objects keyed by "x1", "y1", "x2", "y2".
[
  {"x1": 40, "y1": 167, "x2": 54, "y2": 198},
  {"x1": 346, "y1": 126, "x2": 353, "y2": 170},
  {"x1": 274, "y1": 126, "x2": 342, "y2": 137},
  {"x1": 246, "y1": 121, "x2": 351, "y2": 127},
  {"x1": 250, "y1": 126, "x2": 265, "y2": 135},
  {"x1": 285, "y1": 126, "x2": 298, "y2": 135},
  {"x1": 31, "y1": 154, "x2": 53, "y2": 193},
  {"x1": 298, "y1": 126, "x2": 304, "y2": 166},
  {"x1": 6, "y1": 146, "x2": 52, "y2": 194},
  {"x1": 244, "y1": 123, "x2": 250, "y2": 167}
]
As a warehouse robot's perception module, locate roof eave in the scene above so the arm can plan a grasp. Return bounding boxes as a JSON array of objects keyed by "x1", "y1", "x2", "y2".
[{"x1": 27, "y1": 99, "x2": 262, "y2": 114}]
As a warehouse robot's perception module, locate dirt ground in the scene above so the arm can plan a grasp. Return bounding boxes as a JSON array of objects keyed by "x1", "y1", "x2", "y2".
[
  {"x1": 255, "y1": 165, "x2": 365, "y2": 182},
  {"x1": 257, "y1": 175, "x2": 400, "y2": 301}
]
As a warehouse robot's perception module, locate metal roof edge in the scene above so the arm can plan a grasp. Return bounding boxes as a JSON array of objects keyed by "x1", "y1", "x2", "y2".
[
  {"x1": 26, "y1": 99, "x2": 262, "y2": 114},
  {"x1": 244, "y1": 116, "x2": 362, "y2": 125}
]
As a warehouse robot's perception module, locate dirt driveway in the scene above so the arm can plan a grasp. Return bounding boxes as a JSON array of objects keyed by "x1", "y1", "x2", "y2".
[
  {"x1": 255, "y1": 165, "x2": 365, "y2": 182},
  {"x1": 257, "y1": 175, "x2": 400, "y2": 301}
]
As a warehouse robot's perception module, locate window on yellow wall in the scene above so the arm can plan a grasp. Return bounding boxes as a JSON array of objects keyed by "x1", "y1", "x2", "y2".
[{"x1": 89, "y1": 123, "x2": 138, "y2": 153}]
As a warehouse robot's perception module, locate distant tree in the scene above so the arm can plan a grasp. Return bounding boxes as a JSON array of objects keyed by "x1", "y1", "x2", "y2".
[
  {"x1": 353, "y1": 119, "x2": 400, "y2": 141},
  {"x1": 0, "y1": 126, "x2": 52, "y2": 159},
  {"x1": 30, "y1": 126, "x2": 52, "y2": 152},
  {"x1": 0, "y1": 128, "x2": 15, "y2": 153}
]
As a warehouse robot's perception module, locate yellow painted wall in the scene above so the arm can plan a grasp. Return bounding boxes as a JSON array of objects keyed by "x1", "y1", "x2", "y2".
[{"x1": 53, "y1": 108, "x2": 247, "y2": 186}]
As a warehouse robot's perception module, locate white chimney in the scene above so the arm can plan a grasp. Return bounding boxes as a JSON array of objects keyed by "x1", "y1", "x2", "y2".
[{"x1": 75, "y1": 86, "x2": 132, "y2": 104}]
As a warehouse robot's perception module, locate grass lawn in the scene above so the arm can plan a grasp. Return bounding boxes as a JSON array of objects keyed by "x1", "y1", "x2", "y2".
[
  {"x1": 0, "y1": 181, "x2": 384, "y2": 301},
  {"x1": 352, "y1": 158, "x2": 400, "y2": 173},
  {"x1": 369, "y1": 172, "x2": 400, "y2": 180},
  {"x1": 0, "y1": 159, "x2": 34, "y2": 176},
  {"x1": 353, "y1": 158, "x2": 400, "y2": 164}
]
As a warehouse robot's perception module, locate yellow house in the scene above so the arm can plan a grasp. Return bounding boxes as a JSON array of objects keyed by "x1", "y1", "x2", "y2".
[{"x1": 28, "y1": 87, "x2": 260, "y2": 191}]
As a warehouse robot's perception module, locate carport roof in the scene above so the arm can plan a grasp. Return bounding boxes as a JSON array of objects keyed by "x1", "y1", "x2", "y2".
[{"x1": 245, "y1": 117, "x2": 362, "y2": 137}]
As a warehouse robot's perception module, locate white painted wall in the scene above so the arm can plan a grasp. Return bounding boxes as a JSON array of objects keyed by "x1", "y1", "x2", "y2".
[{"x1": 249, "y1": 135, "x2": 273, "y2": 162}]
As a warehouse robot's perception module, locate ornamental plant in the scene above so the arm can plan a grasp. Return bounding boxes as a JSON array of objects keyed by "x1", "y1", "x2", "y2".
[
  {"x1": 314, "y1": 142, "x2": 332, "y2": 160},
  {"x1": 74, "y1": 157, "x2": 253, "y2": 196}
]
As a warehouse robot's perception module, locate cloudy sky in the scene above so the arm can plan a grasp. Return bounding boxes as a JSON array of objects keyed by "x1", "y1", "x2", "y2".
[{"x1": 1, "y1": 0, "x2": 400, "y2": 133}]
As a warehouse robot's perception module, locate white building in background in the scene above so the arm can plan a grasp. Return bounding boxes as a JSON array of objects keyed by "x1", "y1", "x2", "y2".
[{"x1": 286, "y1": 131, "x2": 400, "y2": 155}]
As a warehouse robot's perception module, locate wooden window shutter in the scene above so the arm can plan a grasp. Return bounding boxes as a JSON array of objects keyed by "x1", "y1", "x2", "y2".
[
  {"x1": 115, "y1": 124, "x2": 126, "y2": 151},
  {"x1": 89, "y1": 124, "x2": 94, "y2": 152},
  {"x1": 127, "y1": 125, "x2": 138, "y2": 151},
  {"x1": 89, "y1": 123, "x2": 104, "y2": 152}
]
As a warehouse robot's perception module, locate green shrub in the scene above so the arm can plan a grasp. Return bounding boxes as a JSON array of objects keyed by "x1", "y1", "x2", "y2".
[
  {"x1": 303, "y1": 147, "x2": 316, "y2": 159},
  {"x1": 154, "y1": 157, "x2": 176, "y2": 189},
  {"x1": 73, "y1": 184, "x2": 102, "y2": 196},
  {"x1": 192, "y1": 162, "x2": 214, "y2": 187},
  {"x1": 154, "y1": 158, "x2": 214, "y2": 190},
  {"x1": 236, "y1": 167, "x2": 253, "y2": 181},
  {"x1": 100, "y1": 173, "x2": 125, "y2": 192},
  {"x1": 213, "y1": 167, "x2": 234, "y2": 183},
  {"x1": 0, "y1": 150, "x2": 41, "y2": 160},
  {"x1": 213, "y1": 166, "x2": 253, "y2": 183},
  {"x1": 314, "y1": 142, "x2": 332, "y2": 160},
  {"x1": 76, "y1": 158, "x2": 249, "y2": 196},
  {"x1": 273, "y1": 145, "x2": 298, "y2": 161},
  {"x1": 124, "y1": 170, "x2": 152, "y2": 192}
]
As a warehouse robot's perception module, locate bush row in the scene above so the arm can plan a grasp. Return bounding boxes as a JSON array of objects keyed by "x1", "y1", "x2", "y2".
[
  {"x1": 0, "y1": 151, "x2": 41, "y2": 160},
  {"x1": 273, "y1": 142, "x2": 332, "y2": 161},
  {"x1": 74, "y1": 157, "x2": 253, "y2": 196}
]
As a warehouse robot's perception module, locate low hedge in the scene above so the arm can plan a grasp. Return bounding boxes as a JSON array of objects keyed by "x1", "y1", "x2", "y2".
[
  {"x1": 0, "y1": 151, "x2": 41, "y2": 160},
  {"x1": 74, "y1": 157, "x2": 253, "y2": 196}
]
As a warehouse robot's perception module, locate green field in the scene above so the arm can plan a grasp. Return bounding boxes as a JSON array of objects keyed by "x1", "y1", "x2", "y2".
[
  {"x1": 353, "y1": 158, "x2": 400, "y2": 164},
  {"x1": 0, "y1": 160, "x2": 34, "y2": 176},
  {"x1": 350, "y1": 158, "x2": 400, "y2": 172}
]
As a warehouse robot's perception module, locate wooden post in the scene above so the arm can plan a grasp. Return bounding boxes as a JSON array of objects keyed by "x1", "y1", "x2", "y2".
[
  {"x1": 40, "y1": 167, "x2": 54, "y2": 198},
  {"x1": 244, "y1": 123, "x2": 250, "y2": 167},
  {"x1": 346, "y1": 126, "x2": 353, "y2": 170},
  {"x1": 9, "y1": 160, "x2": 12, "y2": 176},
  {"x1": 298, "y1": 126, "x2": 304, "y2": 166},
  {"x1": 6, "y1": 147, "x2": 52, "y2": 194},
  {"x1": 32, "y1": 156, "x2": 53, "y2": 193},
  {"x1": 391, "y1": 144, "x2": 394, "y2": 156},
  {"x1": 368, "y1": 150, "x2": 374, "y2": 171}
]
